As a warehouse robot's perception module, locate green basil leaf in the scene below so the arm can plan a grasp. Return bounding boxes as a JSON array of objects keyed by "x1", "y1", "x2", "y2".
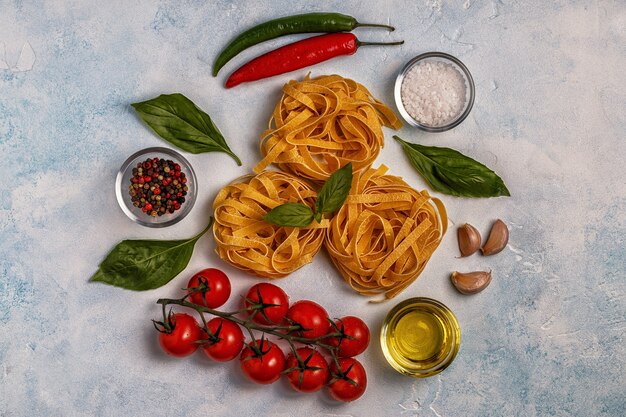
[
  {"x1": 315, "y1": 162, "x2": 353, "y2": 214},
  {"x1": 90, "y1": 219, "x2": 213, "y2": 291},
  {"x1": 131, "y1": 93, "x2": 242, "y2": 166},
  {"x1": 264, "y1": 203, "x2": 314, "y2": 227},
  {"x1": 394, "y1": 136, "x2": 510, "y2": 198}
]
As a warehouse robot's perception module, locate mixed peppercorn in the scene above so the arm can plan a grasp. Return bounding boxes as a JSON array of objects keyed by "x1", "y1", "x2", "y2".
[{"x1": 128, "y1": 157, "x2": 188, "y2": 217}]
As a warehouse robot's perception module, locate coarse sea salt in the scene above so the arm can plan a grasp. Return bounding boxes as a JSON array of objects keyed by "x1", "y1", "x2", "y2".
[{"x1": 400, "y1": 61, "x2": 467, "y2": 127}]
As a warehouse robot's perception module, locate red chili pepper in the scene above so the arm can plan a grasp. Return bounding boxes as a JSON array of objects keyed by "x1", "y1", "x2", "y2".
[{"x1": 225, "y1": 33, "x2": 403, "y2": 88}]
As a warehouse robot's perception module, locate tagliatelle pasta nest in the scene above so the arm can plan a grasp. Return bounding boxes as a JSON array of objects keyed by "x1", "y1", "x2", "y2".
[
  {"x1": 324, "y1": 166, "x2": 448, "y2": 300},
  {"x1": 213, "y1": 171, "x2": 328, "y2": 278},
  {"x1": 254, "y1": 74, "x2": 402, "y2": 183}
]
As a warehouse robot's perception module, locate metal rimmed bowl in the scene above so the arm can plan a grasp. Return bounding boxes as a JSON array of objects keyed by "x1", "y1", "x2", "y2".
[
  {"x1": 115, "y1": 147, "x2": 197, "y2": 228},
  {"x1": 395, "y1": 52, "x2": 475, "y2": 132}
]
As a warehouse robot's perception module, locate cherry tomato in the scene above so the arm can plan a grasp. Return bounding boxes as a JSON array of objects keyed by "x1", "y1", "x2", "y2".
[
  {"x1": 326, "y1": 316, "x2": 370, "y2": 357},
  {"x1": 285, "y1": 347, "x2": 329, "y2": 393},
  {"x1": 243, "y1": 283, "x2": 289, "y2": 325},
  {"x1": 202, "y1": 317, "x2": 244, "y2": 362},
  {"x1": 158, "y1": 313, "x2": 203, "y2": 357},
  {"x1": 187, "y1": 268, "x2": 231, "y2": 309},
  {"x1": 286, "y1": 300, "x2": 330, "y2": 339},
  {"x1": 328, "y1": 358, "x2": 367, "y2": 402},
  {"x1": 240, "y1": 339, "x2": 286, "y2": 384}
]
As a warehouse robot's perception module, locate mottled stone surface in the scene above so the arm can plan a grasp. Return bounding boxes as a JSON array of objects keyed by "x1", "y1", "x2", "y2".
[{"x1": 1, "y1": 1, "x2": 624, "y2": 416}]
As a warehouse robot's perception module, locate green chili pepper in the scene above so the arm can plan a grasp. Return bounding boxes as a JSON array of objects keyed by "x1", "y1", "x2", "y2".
[{"x1": 213, "y1": 12, "x2": 394, "y2": 76}]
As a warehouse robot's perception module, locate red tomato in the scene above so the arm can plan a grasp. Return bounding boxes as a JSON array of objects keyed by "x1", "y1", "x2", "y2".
[
  {"x1": 328, "y1": 358, "x2": 367, "y2": 402},
  {"x1": 326, "y1": 316, "x2": 370, "y2": 357},
  {"x1": 240, "y1": 339, "x2": 286, "y2": 384},
  {"x1": 187, "y1": 268, "x2": 231, "y2": 309},
  {"x1": 202, "y1": 318, "x2": 244, "y2": 362},
  {"x1": 285, "y1": 347, "x2": 329, "y2": 393},
  {"x1": 158, "y1": 313, "x2": 203, "y2": 357},
  {"x1": 286, "y1": 300, "x2": 330, "y2": 339},
  {"x1": 243, "y1": 283, "x2": 289, "y2": 325}
]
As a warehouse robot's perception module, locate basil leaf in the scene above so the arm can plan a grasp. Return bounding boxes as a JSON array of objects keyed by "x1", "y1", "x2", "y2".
[
  {"x1": 315, "y1": 162, "x2": 353, "y2": 215},
  {"x1": 394, "y1": 136, "x2": 510, "y2": 198},
  {"x1": 131, "y1": 93, "x2": 242, "y2": 166},
  {"x1": 90, "y1": 219, "x2": 213, "y2": 291},
  {"x1": 264, "y1": 203, "x2": 314, "y2": 227}
]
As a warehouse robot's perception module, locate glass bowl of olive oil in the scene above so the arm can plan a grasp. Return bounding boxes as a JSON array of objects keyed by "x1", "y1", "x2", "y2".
[{"x1": 380, "y1": 297, "x2": 460, "y2": 377}]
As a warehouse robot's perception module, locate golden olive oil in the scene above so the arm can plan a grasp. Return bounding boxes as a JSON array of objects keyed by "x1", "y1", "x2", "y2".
[{"x1": 381, "y1": 298, "x2": 460, "y2": 377}]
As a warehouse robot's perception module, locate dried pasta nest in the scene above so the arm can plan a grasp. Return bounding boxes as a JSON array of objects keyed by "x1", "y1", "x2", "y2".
[
  {"x1": 213, "y1": 170, "x2": 327, "y2": 278},
  {"x1": 324, "y1": 166, "x2": 448, "y2": 300},
  {"x1": 255, "y1": 74, "x2": 402, "y2": 183}
]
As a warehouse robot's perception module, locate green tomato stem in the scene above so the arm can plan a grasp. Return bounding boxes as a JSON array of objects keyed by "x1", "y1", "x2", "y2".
[{"x1": 156, "y1": 297, "x2": 343, "y2": 349}]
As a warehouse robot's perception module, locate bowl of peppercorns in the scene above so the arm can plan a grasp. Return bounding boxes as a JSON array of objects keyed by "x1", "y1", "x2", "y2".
[{"x1": 115, "y1": 147, "x2": 197, "y2": 227}]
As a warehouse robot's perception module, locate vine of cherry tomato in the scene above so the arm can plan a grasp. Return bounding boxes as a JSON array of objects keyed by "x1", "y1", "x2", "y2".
[
  {"x1": 154, "y1": 268, "x2": 370, "y2": 402},
  {"x1": 243, "y1": 282, "x2": 289, "y2": 325},
  {"x1": 187, "y1": 268, "x2": 231, "y2": 308},
  {"x1": 202, "y1": 317, "x2": 244, "y2": 362},
  {"x1": 240, "y1": 339, "x2": 286, "y2": 384},
  {"x1": 285, "y1": 347, "x2": 329, "y2": 393},
  {"x1": 326, "y1": 316, "x2": 371, "y2": 357},
  {"x1": 328, "y1": 358, "x2": 368, "y2": 402},
  {"x1": 156, "y1": 312, "x2": 203, "y2": 357},
  {"x1": 286, "y1": 300, "x2": 330, "y2": 339}
]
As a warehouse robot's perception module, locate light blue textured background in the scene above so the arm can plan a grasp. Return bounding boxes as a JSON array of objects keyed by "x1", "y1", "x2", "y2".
[{"x1": 1, "y1": 1, "x2": 625, "y2": 416}]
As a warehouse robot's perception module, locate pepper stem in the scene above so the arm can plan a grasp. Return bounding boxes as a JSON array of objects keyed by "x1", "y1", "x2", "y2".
[
  {"x1": 355, "y1": 22, "x2": 395, "y2": 31},
  {"x1": 357, "y1": 40, "x2": 405, "y2": 47}
]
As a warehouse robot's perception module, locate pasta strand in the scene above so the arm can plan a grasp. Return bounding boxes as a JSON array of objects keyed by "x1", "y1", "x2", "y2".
[
  {"x1": 324, "y1": 166, "x2": 447, "y2": 300},
  {"x1": 213, "y1": 171, "x2": 326, "y2": 278},
  {"x1": 255, "y1": 74, "x2": 402, "y2": 183}
]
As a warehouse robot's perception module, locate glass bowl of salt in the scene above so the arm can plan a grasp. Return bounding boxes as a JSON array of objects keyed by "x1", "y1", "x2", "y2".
[{"x1": 395, "y1": 52, "x2": 475, "y2": 132}]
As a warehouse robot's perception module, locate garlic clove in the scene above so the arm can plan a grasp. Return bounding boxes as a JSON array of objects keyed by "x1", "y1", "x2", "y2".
[
  {"x1": 450, "y1": 271, "x2": 492, "y2": 294},
  {"x1": 481, "y1": 219, "x2": 509, "y2": 256},
  {"x1": 457, "y1": 223, "x2": 481, "y2": 257}
]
